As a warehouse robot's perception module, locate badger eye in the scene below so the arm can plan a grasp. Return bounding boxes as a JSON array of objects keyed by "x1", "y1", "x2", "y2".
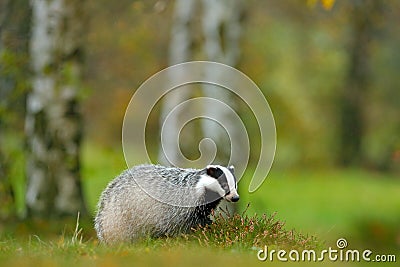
[{"x1": 220, "y1": 182, "x2": 229, "y2": 191}]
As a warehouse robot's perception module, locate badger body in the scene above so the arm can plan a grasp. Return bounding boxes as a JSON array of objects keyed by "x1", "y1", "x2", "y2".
[{"x1": 94, "y1": 164, "x2": 239, "y2": 244}]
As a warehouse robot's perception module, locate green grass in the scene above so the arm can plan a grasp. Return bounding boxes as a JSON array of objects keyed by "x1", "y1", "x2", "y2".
[
  {"x1": 1, "y1": 142, "x2": 399, "y2": 266},
  {"x1": 239, "y1": 168, "x2": 400, "y2": 250},
  {"x1": 1, "y1": 212, "x2": 396, "y2": 267},
  {"x1": 188, "y1": 206, "x2": 318, "y2": 250},
  {"x1": 0, "y1": 238, "x2": 260, "y2": 267},
  {"x1": 0, "y1": 208, "x2": 320, "y2": 267}
]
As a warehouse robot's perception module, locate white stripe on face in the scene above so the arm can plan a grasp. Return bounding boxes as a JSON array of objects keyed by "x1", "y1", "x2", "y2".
[
  {"x1": 217, "y1": 166, "x2": 239, "y2": 202},
  {"x1": 196, "y1": 175, "x2": 226, "y2": 197},
  {"x1": 219, "y1": 166, "x2": 237, "y2": 194}
]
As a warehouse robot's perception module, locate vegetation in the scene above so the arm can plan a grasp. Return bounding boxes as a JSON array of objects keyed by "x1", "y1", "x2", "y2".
[
  {"x1": 1, "y1": 0, "x2": 399, "y2": 266},
  {"x1": 80, "y1": 144, "x2": 400, "y2": 252},
  {"x1": 0, "y1": 206, "x2": 319, "y2": 267},
  {"x1": 188, "y1": 206, "x2": 318, "y2": 250},
  {"x1": 1, "y1": 144, "x2": 398, "y2": 266}
]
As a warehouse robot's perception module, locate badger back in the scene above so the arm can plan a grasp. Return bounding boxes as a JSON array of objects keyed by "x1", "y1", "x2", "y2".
[{"x1": 127, "y1": 165, "x2": 203, "y2": 207}]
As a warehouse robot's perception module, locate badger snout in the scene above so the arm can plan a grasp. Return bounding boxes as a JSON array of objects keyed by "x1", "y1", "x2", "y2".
[
  {"x1": 225, "y1": 192, "x2": 240, "y2": 202},
  {"x1": 230, "y1": 195, "x2": 240, "y2": 202}
]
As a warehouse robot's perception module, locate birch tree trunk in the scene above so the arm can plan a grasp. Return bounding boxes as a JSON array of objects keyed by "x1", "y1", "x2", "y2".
[
  {"x1": 158, "y1": 0, "x2": 197, "y2": 165},
  {"x1": 201, "y1": 0, "x2": 243, "y2": 215},
  {"x1": 25, "y1": 0, "x2": 86, "y2": 217},
  {"x1": 160, "y1": 0, "x2": 244, "y2": 170},
  {"x1": 160, "y1": 0, "x2": 244, "y2": 214},
  {"x1": 201, "y1": 0, "x2": 243, "y2": 161}
]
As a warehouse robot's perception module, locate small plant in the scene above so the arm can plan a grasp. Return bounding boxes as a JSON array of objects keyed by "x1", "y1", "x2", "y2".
[
  {"x1": 71, "y1": 212, "x2": 84, "y2": 246},
  {"x1": 186, "y1": 203, "x2": 319, "y2": 251}
]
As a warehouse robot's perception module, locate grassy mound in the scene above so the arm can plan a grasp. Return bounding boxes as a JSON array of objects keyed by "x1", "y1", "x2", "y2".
[{"x1": 186, "y1": 205, "x2": 318, "y2": 251}]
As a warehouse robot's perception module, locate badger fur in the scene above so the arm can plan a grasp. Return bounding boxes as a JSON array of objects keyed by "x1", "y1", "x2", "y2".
[{"x1": 94, "y1": 164, "x2": 239, "y2": 244}]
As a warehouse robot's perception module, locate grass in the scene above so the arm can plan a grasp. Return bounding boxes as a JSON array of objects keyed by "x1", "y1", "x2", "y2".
[
  {"x1": 1, "y1": 142, "x2": 399, "y2": 266},
  {"x1": 187, "y1": 206, "x2": 318, "y2": 250},
  {"x1": 0, "y1": 207, "x2": 321, "y2": 267},
  {"x1": 239, "y1": 168, "x2": 400, "y2": 250},
  {"x1": 0, "y1": 239, "x2": 257, "y2": 267},
  {"x1": 1, "y1": 208, "x2": 396, "y2": 267}
]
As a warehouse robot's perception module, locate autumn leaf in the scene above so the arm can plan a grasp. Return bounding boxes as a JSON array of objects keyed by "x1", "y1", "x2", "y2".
[
  {"x1": 321, "y1": 0, "x2": 335, "y2": 10},
  {"x1": 307, "y1": 0, "x2": 335, "y2": 10}
]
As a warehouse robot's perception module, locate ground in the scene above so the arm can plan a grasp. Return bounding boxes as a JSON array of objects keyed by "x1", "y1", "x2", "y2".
[{"x1": 0, "y1": 143, "x2": 399, "y2": 266}]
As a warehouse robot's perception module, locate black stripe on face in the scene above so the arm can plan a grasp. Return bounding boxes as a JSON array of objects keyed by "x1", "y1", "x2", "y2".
[
  {"x1": 207, "y1": 166, "x2": 230, "y2": 194},
  {"x1": 217, "y1": 173, "x2": 230, "y2": 195},
  {"x1": 228, "y1": 168, "x2": 237, "y2": 190}
]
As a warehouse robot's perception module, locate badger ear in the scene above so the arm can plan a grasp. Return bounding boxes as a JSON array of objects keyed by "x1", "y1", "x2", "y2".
[
  {"x1": 206, "y1": 165, "x2": 217, "y2": 178},
  {"x1": 228, "y1": 165, "x2": 235, "y2": 174}
]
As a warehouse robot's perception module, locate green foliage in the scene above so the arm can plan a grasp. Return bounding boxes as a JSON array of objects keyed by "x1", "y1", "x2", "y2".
[{"x1": 0, "y1": 132, "x2": 26, "y2": 218}]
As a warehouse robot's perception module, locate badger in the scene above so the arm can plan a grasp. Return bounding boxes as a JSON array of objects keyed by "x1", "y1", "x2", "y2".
[{"x1": 94, "y1": 164, "x2": 239, "y2": 244}]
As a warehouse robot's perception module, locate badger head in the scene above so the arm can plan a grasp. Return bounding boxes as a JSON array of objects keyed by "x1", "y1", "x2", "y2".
[{"x1": 196, "y1": 165, "x2": 239, "y2": 203}]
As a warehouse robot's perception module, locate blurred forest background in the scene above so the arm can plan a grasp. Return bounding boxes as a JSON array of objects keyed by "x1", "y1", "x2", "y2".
[{"x1": 0, "y1": 0, "x2": 399, "y2": 251}]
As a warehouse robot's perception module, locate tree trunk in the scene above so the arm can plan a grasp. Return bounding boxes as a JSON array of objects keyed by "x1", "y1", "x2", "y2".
[
  {"x1": 0, "y1": 0, "x2": 30, "y2": 219},
  {"x1": 339, "y1": 0, "x2": 383, "y2": 166},
  {"x1": 159, "y1": 0, "x2": 244, "y2": 215},
  {"x1": 25, "y1": 0, "x2": 86, "y2": 217},
  {"x1": 201, "y1": 0, "x2": 243, "y2": 162},
  {"x1": 158, "y1": 0, "x2": 197, "y2": 166},
  {"x1": 159, "y1": 0, "x2": 244, "y2": 166},
  {"x1": 201, "y1": 0, "x2": 243, "y2": 215}
]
